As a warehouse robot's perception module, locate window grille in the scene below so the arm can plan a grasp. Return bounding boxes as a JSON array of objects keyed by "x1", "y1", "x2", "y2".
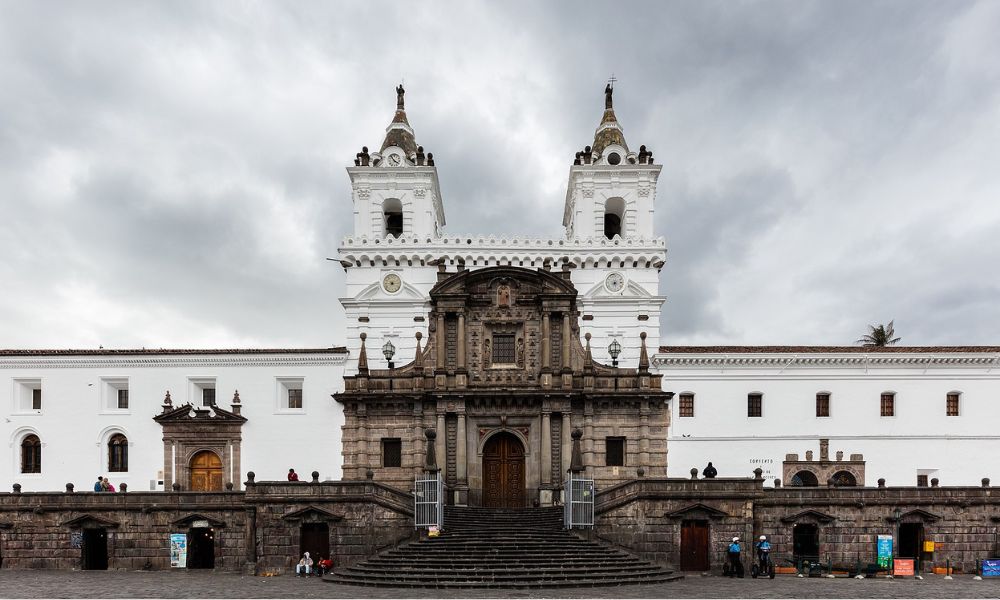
[
  {"x1": 917, "y1": 474, "x2": 928, "y2": 487},
  {"x1": 605, "y1": 437, "x2": 625, "y2": 466},
  {"x1": 108, "y1": 434, "x2": 128, "y2": 472},
  {"x1": 747, "y1": 393, "x2": 762, "y2": 417},
  {"x1": 31, "y1": 388, "x2": 41, "y2": 410},
  {"x1": 816, "y1": 393, "x2": 830, "y2": 417},
  {"x1": 946, "y1": 393, "x2": 960, "y2": 416},
  {"x1": 492, "y1": 333, "x2": 515, "y2": 364},
  {"x1": 288, "y1": 388, "x2": 303, "y2": 409},
  {"x1": 382, "y1": 438, "x2": 402, "y2": 468},
  {"x1": 21, "y1": 435, "x2": 41, "y2": 473},
  {"x1": 679, "y1": 393, "x2": 694, "y2": 417},
  {"x1": 881, "y1": 393, "x2": 895, "y2": 417},
  {"x1": 202, "y1": 388, "x2": 216, "y2": 407},
  {"x1": 117, "y1": 389, "x2": 129, "y2": 410}
]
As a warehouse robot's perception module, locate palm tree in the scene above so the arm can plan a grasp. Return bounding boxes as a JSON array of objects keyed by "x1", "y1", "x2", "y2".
[{"x1": 856, "y1": 321, "x2": 901, "y2": 347}]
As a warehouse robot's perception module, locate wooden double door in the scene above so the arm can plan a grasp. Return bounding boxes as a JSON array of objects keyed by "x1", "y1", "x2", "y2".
[
  {"x1": 482, "y1": 432, "x2": 525, "y2": 508},
  {"x1": 680, "y1": 520, "x2": 711, "y2": 571},
  {"x1": 190, "y1": 450, "x2": 223, "y2": 492}
]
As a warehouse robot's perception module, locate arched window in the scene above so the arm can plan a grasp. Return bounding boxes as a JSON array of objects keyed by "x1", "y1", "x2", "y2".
[
  {"x1": 383, "y1": 198, "x2": 403, "y2": 238},
  {"x1": 21, "y1": 434, "x2": 41, "y2": 473},
  {"x1": 790, "y1": 470, "x2": 818, "y2": 487},
  {"x1": 108, "y1": 434, "x2": 128, "y2": 472},
  {"x1": 604, "y1": 197, "x2": 625, "y2": 239},
  {"x1": 831, "y1": 471, "x2": 857, "y2": 487}
]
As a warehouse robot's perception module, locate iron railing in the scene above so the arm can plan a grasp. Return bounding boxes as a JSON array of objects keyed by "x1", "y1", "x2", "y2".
[
  {"x1": 414, "y1": 473, "x2": 443, "y2": 529},
  {"x1": 564, "y1": 473, "x2": 595, "y2": 529}
]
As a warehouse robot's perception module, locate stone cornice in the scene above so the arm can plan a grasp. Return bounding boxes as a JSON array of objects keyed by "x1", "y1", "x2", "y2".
[
  {"x1": 0, "y1": 354, "x2": 348, "y2": 370},
  {"x1": 653, "y1": 352, "x2": 1000, "y2": 370}
]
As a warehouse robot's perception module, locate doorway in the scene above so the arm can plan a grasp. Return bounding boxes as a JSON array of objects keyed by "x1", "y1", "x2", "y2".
[
  {"x1": 482, "y1": 432, "x2": 525, "y2": 508},
  {"x1": 679, "y1": 520, "x2": 710, "y2": 571},
  {"x1": 190, "y1": 450, "x2": 223, "y2": 492},
  {"x1": 898, "y1": 522, "x2": 924, "y2": 559},
  {"x1": 793, "y1": 523, "x2": 820, "y2": 563},
  {"x1": 82, "y1": 528, "x2": 108, "y2": 570},
  {"x1": 300, "y1": 523, "x2": 330, "y2": 562},
  {"x1": 187, "y1": 527, "x2": 215, "y2": 569}
]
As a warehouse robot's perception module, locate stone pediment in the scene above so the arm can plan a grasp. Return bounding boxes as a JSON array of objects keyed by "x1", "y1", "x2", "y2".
[
  {"x1": 896, "y1": 509, "x2": 941, "y2": 523},
  {"x1": 61, "y1": 514, "x2": 120, "y2": 529},
  {"x1": 351, "y1": 280, "x2": 426, "y2": 303},
  {"x1": 429, "y1": 266, "x2": 577, "y2": 298},
  {"x1": 781, "y1": 509, "x2": 836, "y2": 524},
  {"x1": 154, "y1": 403, "x2": 247, "y2": 424},
  {"x1": 582, "y1": 278, "x2": 653, "y2": 300},
  {"x1": 171, "y1": 513, "x2": 227, "y2": 528},
  {"x1": 281, "y1": 505, "x2": 344, "y2": 522},
  {"x1": 664, "y1": 503, "x2": 729, "y2": 519}
]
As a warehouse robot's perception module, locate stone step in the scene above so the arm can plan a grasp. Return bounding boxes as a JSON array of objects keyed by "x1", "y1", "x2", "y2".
[{"x1": 325, "y1": 572, "x2": 683, "y2": 588}]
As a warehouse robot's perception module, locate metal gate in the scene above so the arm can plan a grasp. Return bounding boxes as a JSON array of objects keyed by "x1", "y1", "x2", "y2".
[
  {"x1": 564, "y1": 473, "x2": 594, "y2": 529},
  {"x1": 414, "y1": 473, "x2": 443, "y2": 529}
]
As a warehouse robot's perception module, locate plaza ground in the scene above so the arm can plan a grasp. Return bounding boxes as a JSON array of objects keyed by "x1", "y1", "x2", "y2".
[{"x1": 3, "y1": 570, "x2": 1000, "y2": 599}]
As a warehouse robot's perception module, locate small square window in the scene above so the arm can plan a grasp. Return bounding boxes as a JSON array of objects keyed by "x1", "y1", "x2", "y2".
[
  {"x1": 202, "y1": 388, "x2": 216, "y2": 407},
  {"x1": 288, "y1": 388, "x2": 302, "y2": 409},
  {"x1": 881, "y1": 393, "x2": 895, "y2": 417},
  {"x1": 382, "y1": 438, "x2": 402, "y2": 468},
  {"x1": 605, "y1": 437, "x2": 625, "y2": 466},
  {"x1": 816, "y1": 393, "x2": 830, "y2": 418},
  {"x1": 748, "y1": 393, "x2": 762, "y2": 418},
  {"x1": 189, "y1": 378, "x2": 216, "y2": 408},
  {"x1": 492, "y1": 333, "x2": 515, "y2": 365},
  {"x1": 13, "y1": 379, "x2": 42, "y2": 413},
  {"x1": 679, "y1": 393, "x2": 694, "y2": 418},
  {"x1": 946, "y1": 393, "x2": 960, "y2": 417},
  {"x1": 917, "y1": 474, "x2": 928, "y2": 487},
  {"x1": 117, "y1": 389, "x2": 129, "y2": 410}
]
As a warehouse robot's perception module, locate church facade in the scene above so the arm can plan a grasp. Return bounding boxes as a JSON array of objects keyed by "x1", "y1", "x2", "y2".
[{"x1": 1, "y1": 84, "x2": 1000, "y2": 575}]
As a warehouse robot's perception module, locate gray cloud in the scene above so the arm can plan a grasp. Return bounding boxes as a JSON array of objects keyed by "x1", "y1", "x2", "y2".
[{"x1": 1, "y1": 1, "x2": 998, "y2": 349}]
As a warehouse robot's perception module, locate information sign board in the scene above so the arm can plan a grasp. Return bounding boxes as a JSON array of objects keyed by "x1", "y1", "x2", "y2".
[
  {"x1": 893, "y1": 558, "x2": 915, "y2": 576},
  {"x1": 876, "y1": 534, "x2": 893, "y2": 569},
  {"x1": 169, "y1": 533, "x2": 187, "y2": 568},
  {"x1": 982, "y1": 559, "x2": 1000, "y2": 578}
]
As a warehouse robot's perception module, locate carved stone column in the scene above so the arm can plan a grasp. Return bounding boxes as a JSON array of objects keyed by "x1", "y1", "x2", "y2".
[
  {"x1": 639, "y1": 400, "x2": 650, "y2": 470},
  {"x1": 541, "y1": 313, "x2": 551, "y2": 370},
  {"x1": 436, "y1": 410, "x2": 447, "y2": 480},
  {"x1": 583, "y1": 400, "x2": 594, "y2": 468},
  {"x1": 357, "y1": 405, "x2": 369, "y2": 478},
  {"x1": 436, "y1": 313, "x2": 446, "y2": 370},
  {"x1": 561, "y1": 412, "x2": 572, "y2": 476},
  {"x1": 541, "y1": 410, "x2": 552, "y2": 486},
  {"x1": 456, "y1": 408, "x2": 468, "y2": 505},
  {"x1": 561, "y1": 313, "x2": 571, "y2": 371},
  {"x1": 457, "y1": 312, "x2": 466, "y2": 370}
]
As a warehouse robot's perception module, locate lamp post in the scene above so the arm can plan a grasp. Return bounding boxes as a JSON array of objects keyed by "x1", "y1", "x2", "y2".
[
  {"x1": 382, "y1": 340, "x2": 396, "y2": 369},
  {"x1": 608, "y1": 339, "x2": 621, "y2": 368}
]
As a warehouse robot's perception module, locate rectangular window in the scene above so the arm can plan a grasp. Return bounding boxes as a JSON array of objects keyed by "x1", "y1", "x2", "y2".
[
  {"x1": 202, "y1": 388, "x2": 216, "y2": 407},
  {"x1": 288, "y1": 388, "x2": 303, "y2": 409},
  {"x1": 816, "y1": 393, "x2": 830, "y2": 417},
  {"x1": 492, "y1": 333, "x2": 515, "y2": 364},
  {"x1": 117, "y1": 389, "x2": 129, "y2": 410},
  {"x1": 881, "y1": 393, "x2": 895, "y2": 417},
  {"x1": 747, "y1": 393, "x2": 762, "y2": 418},
  {"x1": 679, "y1": 393, "x2": 694, "y2": 418},
  {"x1": 605, "y1": 437, "x2": 625, "y2": 466},
  {"x1": 382, "y1": 438, "x2": 402, "y2": 468},
  {"x1": 917, "y1": 474, "x2": 928, "y2": 487},
  {"x1": 32, "y1": 388, "x2": 42, "y2": 411},
  {"x1": 946, "y1": 393, "x2": 960, "y2": 417}
]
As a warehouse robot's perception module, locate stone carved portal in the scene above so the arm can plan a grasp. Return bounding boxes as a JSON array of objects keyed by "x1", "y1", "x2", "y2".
[
  {"x1": 190, "y1": 450, "x2": 224, "y2": 492},
  {"x1": 482, "y1": 432, "x2": 525, "y2": 508}
]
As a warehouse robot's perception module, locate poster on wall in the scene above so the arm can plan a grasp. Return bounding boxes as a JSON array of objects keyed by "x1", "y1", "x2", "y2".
[
  {"x1": 70, "y1": 532, "x2": 83, "y2": 549},
  {"x1": 982, "y1": 559, "x2": 1000, "y2": 577},
  {"x1": 876, "y1": 534, "x2": 893, "y2": 569},
  {"x1": 170, "y1": 533, "x2": 188, "y2": 568}
]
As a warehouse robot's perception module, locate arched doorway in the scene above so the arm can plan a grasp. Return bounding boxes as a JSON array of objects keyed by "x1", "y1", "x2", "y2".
[
  {"x1": 482, "y1": 432, "x2": 525, "y2": 508},
  {"x1": 790, "y1": 470, "x2": 819, "y2": 487},
  {"x1": 189, "y1": 451, "x2": 223, "y2": 492}
]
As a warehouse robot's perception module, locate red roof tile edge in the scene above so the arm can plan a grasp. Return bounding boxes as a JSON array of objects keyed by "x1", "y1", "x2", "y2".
[
  {"x1": 658, "y1": 346, "x2": 1000, "y2": 354},
  {"x1": 0, "y1": 348, "x2": 348, "y2": 357}
]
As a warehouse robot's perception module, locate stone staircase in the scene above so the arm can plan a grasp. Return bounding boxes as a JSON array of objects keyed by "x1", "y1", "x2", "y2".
[{"x1": 326, "y1": 505, "x2": 682, "y2": 588}]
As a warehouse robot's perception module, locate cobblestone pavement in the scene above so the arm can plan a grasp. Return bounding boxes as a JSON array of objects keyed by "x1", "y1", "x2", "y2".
[{"x1": 3, "y1": 570, "x2": 1000, "y2": 599}]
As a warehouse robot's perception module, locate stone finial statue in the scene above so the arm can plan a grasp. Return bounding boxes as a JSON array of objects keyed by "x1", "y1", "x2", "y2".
[
  {"x1": 396, "y1": 84, "x2": 405, "y2": 110},
  {"x1": 604, "y1": 83, "x2": 613, "y2": 109}
]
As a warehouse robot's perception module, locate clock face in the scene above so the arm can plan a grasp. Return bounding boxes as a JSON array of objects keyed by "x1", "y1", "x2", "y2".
[
  {"x1": 605, "y1": 272, "x2": 625, "y2": 293},
  {"x1": 382, "y1": 273, "x2": 402, "y2": 294},
  {"x1": 386, "y1": 153, "x2": 402, "y2": 167}
]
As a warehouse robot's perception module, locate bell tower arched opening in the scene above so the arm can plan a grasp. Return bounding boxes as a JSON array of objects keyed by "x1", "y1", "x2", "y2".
[
  {"x1": 604, "y1": 197, "x2": 625, "y2": 239},
  {"x1": 383, "y1": 198, "x2": 403, "y2": 238}
]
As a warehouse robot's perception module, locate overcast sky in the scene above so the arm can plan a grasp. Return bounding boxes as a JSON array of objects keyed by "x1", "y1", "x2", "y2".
[{"x1": 2, "y1": 1, "x2": 999, "y2": 350}]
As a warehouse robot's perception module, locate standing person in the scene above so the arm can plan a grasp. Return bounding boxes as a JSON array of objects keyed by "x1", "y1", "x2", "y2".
[
  {"x1": 287, "y1": 468, "x2": 299, "y2": 482},
  {"x1": 702, "y1": 462, "x2": 718, "y2": 478},
  {"x1": 727, "y1": 537, "x2": 744, "y2": 578},
  {"x1": 94, "y1": 477, "x2": 104, "y2": 492}
]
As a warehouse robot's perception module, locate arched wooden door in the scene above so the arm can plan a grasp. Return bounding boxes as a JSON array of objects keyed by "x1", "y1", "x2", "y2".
[
  {"x1": 483, "y1": 432, "x2": 525, "y2": 508},
  {"x1": 189, "y1": 450, "x2": 223, "y2": 492}
]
